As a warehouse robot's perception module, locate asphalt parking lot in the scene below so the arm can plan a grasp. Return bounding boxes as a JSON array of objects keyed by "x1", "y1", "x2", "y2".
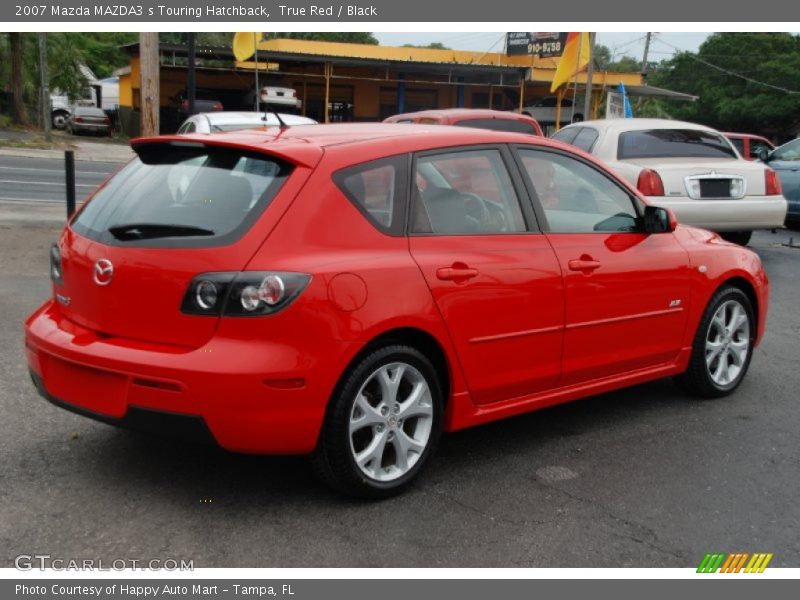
[{"x1": 1, "y1": 217, "x2": 799, "y2": 568}]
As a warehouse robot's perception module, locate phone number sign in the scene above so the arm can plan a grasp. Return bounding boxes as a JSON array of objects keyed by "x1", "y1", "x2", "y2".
[{"x1": 506, "y1": 32, "x2": 569, "y2": 57}]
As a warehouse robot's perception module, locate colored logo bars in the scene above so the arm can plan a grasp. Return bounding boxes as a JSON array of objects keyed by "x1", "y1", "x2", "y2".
[{"x1": 697, "y1": 552, "x2": 773, "y2": 573}]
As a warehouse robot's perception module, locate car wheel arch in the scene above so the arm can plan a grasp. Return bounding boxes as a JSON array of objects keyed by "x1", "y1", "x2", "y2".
[
  {"x1": 719, "y1": 276, "x2": 759, "y2": 334},
  {"x1": 344, "y1": 327, "x2": 452, "y2": 410}
]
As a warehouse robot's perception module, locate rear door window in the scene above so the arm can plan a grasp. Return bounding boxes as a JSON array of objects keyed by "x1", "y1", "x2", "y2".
[
  {"x1": 571, "y1": 127, "x2": 599, "y2": 153},
  {"x1": 551, "y1": 127, "x2": 580, "y2": 145},
  {"x1": 71, "y1": 144, "x2": 292, "y2": 247},
  {"x1": 412, "y1": 148, "x2": 528, "y2": 234}
]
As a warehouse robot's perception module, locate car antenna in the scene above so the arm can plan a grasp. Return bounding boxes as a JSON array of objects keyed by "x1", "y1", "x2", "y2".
[{"x1": 262, "y1": 102, "x2": 289, "y2": 130}]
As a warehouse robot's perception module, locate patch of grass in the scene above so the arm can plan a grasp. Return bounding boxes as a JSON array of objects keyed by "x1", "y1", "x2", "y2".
[{"x1": 0, "y1": 136, "x2": 74, "y2": 150}]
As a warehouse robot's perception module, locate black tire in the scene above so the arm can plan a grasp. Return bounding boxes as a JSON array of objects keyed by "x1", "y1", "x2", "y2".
[
  {"x1": 719, "y1": 231, "x2": 752, "y2": 246},
  {"x1": 52, "y1": 110, "x2": 69, "y2": 130},
  {"x1": 785, "y1": 219, "x2": 800, "y2": 231},
  {"x1": 674, "y1": 285, "x2": 755, "y2": 398},
  {"x1": 312, "y1": 344, "x2": 443, "y2": 499},
  {"x1": 572, "y1": 113, "x2": 584, "y2": 123}
]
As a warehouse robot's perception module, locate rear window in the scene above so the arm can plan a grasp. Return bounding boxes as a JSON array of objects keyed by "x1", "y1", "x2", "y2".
[
  {"x1": 454, "y1": 118, "x2": 540, "y2": 136},
  {"x1": 618, "y1": 129, "x2": 736, "y2": 159},
  {"x1": 71, "y1": 144, "x2": 292, "y2": 247}
]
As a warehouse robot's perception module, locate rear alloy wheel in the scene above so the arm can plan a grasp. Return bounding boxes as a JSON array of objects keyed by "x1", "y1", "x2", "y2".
[
  {"x1": 313, "y1": 345, "x2": 443, "y2": 498},
  {"x1": 720, "y1": 231, "x2": 752, "y2": 246},
  {"x1": 675, "y1": 286, "x2": 755, "y2": 398}
]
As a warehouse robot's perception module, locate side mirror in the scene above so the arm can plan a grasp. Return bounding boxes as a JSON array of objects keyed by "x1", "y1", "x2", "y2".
[
  {"x1": 757, "y1": 147, "x2": 771, "y2": 162},
  {"x1": 643, "y1": 205, "x2": 677, "y2": 233}
]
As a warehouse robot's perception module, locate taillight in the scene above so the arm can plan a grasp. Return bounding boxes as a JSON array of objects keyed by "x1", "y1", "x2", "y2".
[
  {"x1": 181, "y1": 100, "x2": 189, "y2": 111},
  {"x1": 637, "y1": 169, "x2": 665, "y2": 196},
  {"x1": 765, "y1": 169, "x2": 782, "y2": 196},
  {"x1": 181, "y1": 272, "x2": 310, "y2": 317},
  {"x1": 212, "y1": 102, "x2": 223, "y2": 111},
  {"x1": 103, "y1": 117, "x2": 110, "y2": 124},
  {"x1": 50, "y1": 243, "x2": 63, "y2": 286},
  {"x1": 74, "y1": 117, "x2": 84, "y2": 123}
]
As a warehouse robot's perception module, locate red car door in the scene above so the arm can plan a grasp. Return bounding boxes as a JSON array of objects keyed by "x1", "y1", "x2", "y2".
[
  {"x1": 516, "y1": 146, "x2": 691, "y2": 385},
  {"x1": 408, "y1": 147, "x2": 564, "y2": 405}
]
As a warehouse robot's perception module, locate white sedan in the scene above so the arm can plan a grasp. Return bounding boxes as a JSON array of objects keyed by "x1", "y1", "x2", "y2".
[
  {"x1": 552, "y1": 118, "x2": 787, "y2": 245},
  {"x1": 177, "y1": 111, "x2": 317, "y2": 134}
]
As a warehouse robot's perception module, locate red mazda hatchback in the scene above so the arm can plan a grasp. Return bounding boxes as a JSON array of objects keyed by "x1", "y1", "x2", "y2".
[{"x1": 26, "y1": 124, "x2": 769, "y2": 498}]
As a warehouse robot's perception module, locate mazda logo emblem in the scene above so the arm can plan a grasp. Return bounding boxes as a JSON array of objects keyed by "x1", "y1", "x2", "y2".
[{"x1": 93, "y1": 259, "x2": 114, "y2": 286}]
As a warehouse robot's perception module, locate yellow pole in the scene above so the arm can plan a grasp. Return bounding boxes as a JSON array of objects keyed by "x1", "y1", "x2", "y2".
[
  {"x1": 519, "y1": 77, "x2": 525, "y2": 112},
  {"x1": 555, "y1": 87, "x2": 564, "y2": 131},
  {"x1": 324, "y1": 62, "x2": 331, "y2": 124}
]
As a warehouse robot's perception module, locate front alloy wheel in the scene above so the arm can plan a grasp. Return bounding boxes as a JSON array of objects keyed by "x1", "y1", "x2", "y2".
[
  {"x1": 675, "y1": 286, "x2": 755, "y2": 397},
  {"x1": 705, "y1": 300, "x2": 750, "y2": 387},
  {"x1": 313, "y1": 345, "x2": 443, "y2": 498}
]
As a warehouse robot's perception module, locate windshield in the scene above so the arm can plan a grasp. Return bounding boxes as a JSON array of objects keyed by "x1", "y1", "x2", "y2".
[
  {"x1": 71, "y1": 144, "x2": 292, "y2": 247},
  {"x1": 618, "y1": 129, "x2": 737, "y2": 160}
]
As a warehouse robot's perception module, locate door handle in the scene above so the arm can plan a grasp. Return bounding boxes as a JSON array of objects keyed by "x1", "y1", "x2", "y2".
[
  {"x1": 568, "y1": 258, "x2": 601, "y2": 272},
  {"x1": 436, "y1": 266, "x2": 479, "y2": 281}
]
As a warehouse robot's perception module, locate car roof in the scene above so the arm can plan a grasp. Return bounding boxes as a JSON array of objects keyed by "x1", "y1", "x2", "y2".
[
  {"x1": 563, "y1": 118, "x2": 719, "y2": 134},
  {"x1": 721, "y1": 132, "x2": 772, "y2": 142},
  {"x1": 134, "y1": 122, "x2": 568, "y2": 165},
  {"x1": 385, "y1": 108, "x2": 533, "y2": 123},
  {"x1": 192, "y1": 111, "x2": 316, "y2": 125}
]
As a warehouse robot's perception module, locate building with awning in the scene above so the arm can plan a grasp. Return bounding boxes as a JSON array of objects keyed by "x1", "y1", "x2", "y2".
[{"x1": 117, "y1": 38, "x2": 696, "y2": 136}]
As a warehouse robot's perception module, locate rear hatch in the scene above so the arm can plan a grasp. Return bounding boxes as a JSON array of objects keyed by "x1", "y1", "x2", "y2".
[{"x1": 55, "y1": 139, "x2": 317, "y2": 348}]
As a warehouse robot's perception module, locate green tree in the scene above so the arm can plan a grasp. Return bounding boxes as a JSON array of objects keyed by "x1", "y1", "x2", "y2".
[
  {"x1": 594, "y1": 44, "x2": 641, "y2": 73},
  {"x1": 402, "y1": 42, "x2": 451, "y2": 50},
  {"x1": 650, "y1": 33, "x2": 800, "y2": 136},
  {"x1": 264, "y1": 32, "x2": 379, "y2": 45}
]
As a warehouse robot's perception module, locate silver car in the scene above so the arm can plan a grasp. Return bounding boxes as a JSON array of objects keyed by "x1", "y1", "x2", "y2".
[{"x1": 67, "y1": 106, "x2": 111, "y2": 136}]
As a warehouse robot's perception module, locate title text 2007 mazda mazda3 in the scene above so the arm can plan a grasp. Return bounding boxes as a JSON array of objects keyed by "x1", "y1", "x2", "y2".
[{"x1": 25, "y1": 124, "x2": 769, "y2": 497}]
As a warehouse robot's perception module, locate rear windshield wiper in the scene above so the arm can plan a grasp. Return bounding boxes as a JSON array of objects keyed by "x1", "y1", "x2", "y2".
[{"x1": 108, "y1": 223, "x2": 215, "y2": 241}]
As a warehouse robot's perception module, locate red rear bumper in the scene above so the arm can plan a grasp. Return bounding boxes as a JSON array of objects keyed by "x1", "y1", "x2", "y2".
[{"x1": 25, "y1": 301, "x2": 357, "y2": 454}]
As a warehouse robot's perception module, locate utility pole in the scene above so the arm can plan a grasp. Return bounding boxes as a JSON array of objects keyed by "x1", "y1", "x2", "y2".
[
  {"x1": 38, "y1": 33, "x2": 51, "y2": 142},
  {"x1": 139, "y1": 32, "x2": 160, "y2": 136},
  {"x1": 187, "y1": 32, "x2": 196, "y2": 116},
  {"x1": 582, "y1": 32, "x2": 596, "y2": 120},
  {"x1": 641, "y1": 32, "x2": 653, "y2": 81}
]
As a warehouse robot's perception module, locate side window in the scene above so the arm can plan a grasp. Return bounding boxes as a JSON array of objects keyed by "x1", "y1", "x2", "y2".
[
  {"x1": 334, "y1": 155, "x2": 408, "y2": 235},
  {"x1": 518, "y1": 148, "x2": 639, "y2": 233},
  {"x1": 178, "y1": 121, "x2": 195, "y2": 134},
  {"x1": 412, "y1": 149, "x2": 527, "y2": 235},
  {"x1": 571, "y1": 127, "x2": 599, "y2": 153},
  {"x1": 729, "y1": 138, "x2": 745, "y2": 155},
  {"x1": 551, "y1": 127, "x2": 580, "y2": 145},
  {"x1": 749, "y1": 140, "x2": 772, "y2": 159}
]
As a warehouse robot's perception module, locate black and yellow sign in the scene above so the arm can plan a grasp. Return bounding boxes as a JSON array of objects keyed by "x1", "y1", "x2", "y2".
[{"x1": 506, "y1": 32, "x2": 569, "y2": 57}]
